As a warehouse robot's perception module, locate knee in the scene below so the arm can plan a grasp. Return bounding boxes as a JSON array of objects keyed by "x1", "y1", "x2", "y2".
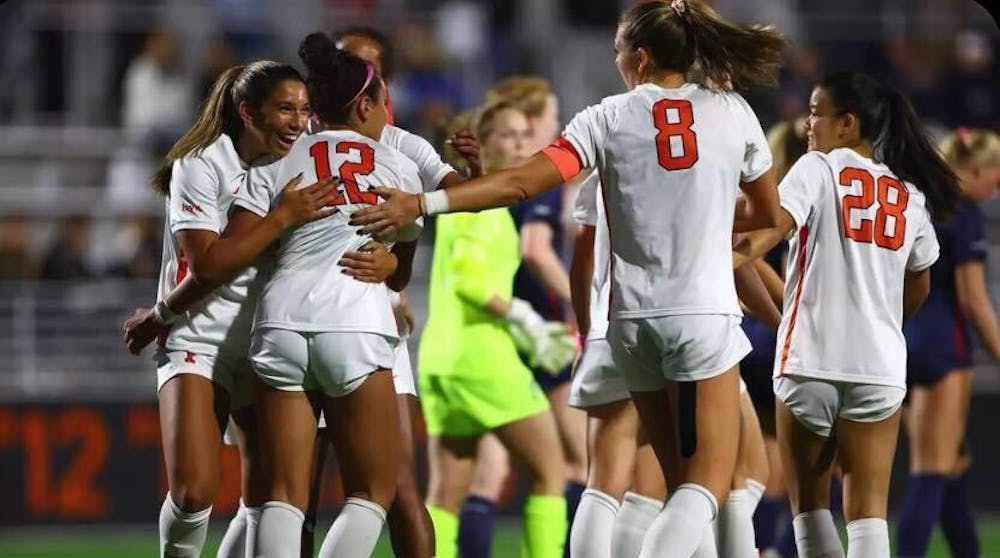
[
  {"x1": 169, "y1": 473, "x2": 219, "y2": 512},
  {"x1": 393, "y1": 467, "x2": 423, "y2": 509},
  {"x1": 588, "y1": 463, "x2": 632, "y2": 501}
]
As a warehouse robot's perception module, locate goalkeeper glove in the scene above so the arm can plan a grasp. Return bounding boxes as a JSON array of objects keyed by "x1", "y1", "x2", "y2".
[{"x1": 504, "y1": 298, "x2": 577, "y2": 374}]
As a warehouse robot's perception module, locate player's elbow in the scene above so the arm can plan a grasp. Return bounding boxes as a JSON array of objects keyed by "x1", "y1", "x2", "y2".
[{"x1": 188, "y1": 261, "x2": 228, "y2": 289}]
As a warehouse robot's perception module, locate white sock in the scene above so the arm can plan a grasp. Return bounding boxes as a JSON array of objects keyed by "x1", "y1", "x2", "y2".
[
  {"x1": 746, "y1": 478, "x2": 766, "y2": 510},
  {"x1": 216, "y1": 499, "x2": 248, "y2": 558},
  {"x1": 717, "y1": 489, "x2": 757, "y2": 558},
  {"x1": 159, "y1": 493, "x2": 212, "y2": 558},
  {"x1": 254, "y1": 501, "x2": 304, "y2": 558},
  {"x1": 638, "y1": 484, "x2": 717, "y2": 558},
  {"x1": 792, "y1": 509, "x2": 844, "y2": 558},
  {"x1": 570, "y1": 489, "x2": 620, "y2": 558},
  {"x1": 691, "y1": 521, "x2": 717, "y2": 558},
  {"x1": 611, "y1": 491, "x2": 662, "y2": 558},
  {"x1": 317, "y1": 497, "x2": 388, "y2": 558},
  {"x1": 244, "y1": 506, "x2": 261, "y2": 558},
  {"x1": 846, "y1": 518, "x2": 889, "y2": 558}
]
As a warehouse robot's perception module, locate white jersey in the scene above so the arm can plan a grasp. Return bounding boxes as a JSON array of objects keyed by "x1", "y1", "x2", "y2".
[
  {"x1": 380, "y1": 125, "x2": 455, "y2": 192},
  {"x1": 774, "y1": 149, "x2": 940, "y2": 388},
  {"x1": 156, "y1": 134, "x2": 260, "y2": 356},
  {"x1": 560, "y1": 83, "x2": 772, "y2": 319},
  {"x1": 237, "y1": 129, "x2": 423, "y2": 337},
  {"x1": 572, "y1": 171, "x2": 611, "y2": 341}
]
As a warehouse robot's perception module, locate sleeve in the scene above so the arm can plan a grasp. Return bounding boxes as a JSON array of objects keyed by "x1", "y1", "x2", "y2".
[
  {"x1": 908, "y1": 208, "x2": 941, "y2": 272},
  {"x1": 450, "y1": 213, "x2": 505, "y2": 307},
  {"x1": 542, "y1": 101, "x2": 614, "y2": 181},
  {"x1": 735, "y1": 94, "x2": 773, "y2": 182},
  {"x1": 951, "y1": 201, "x2": 987, "y2": 264},
  {"x1": 777, "y1": 153, "x2": 828, "y2": 229},
  {"x1": 572, "y1": 171, "x2": 600, "y2": 226},
  {"x1": 169, "y1": 157, "x2": 222, "y2": 234},
  {"x1": 385, "y1": 126, "x2": 455, "y2": 192},
  {"x1": 234, "y1": 162, "x2": 280, "y2": 218}
]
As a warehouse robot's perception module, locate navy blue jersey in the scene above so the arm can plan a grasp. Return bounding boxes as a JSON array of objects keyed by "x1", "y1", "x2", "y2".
[
  {"x1": 905, "y1": 200, "x2": 987, "y2": 384},
  {"x1": 511, "y1": 186, "x2": 566, "y2": 321}
]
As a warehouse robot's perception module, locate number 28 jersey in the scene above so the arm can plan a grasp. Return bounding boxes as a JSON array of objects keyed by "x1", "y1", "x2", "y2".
[
  {"x1": 237, "y1": 129, "x2": 423, "y2": 337},
  {"x1": 551, "y1": 83, "x2": 772, "y2": 319},
  {"x1": 775, "y1": 149, "x2": 940, "y2": 388}
]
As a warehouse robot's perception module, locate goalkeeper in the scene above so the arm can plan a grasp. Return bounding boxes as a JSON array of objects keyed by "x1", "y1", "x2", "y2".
[{"x1": 418, "y1": 102, "x2": 574, "y2": 558}]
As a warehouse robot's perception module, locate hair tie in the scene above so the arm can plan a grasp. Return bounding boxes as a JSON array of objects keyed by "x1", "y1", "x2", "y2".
[
  {"x1": 670, "y1": 0, "x2": 687, "y2": 16},
  {"x1": 343, "y1": 63, "x2": 376, "y2": 108}
]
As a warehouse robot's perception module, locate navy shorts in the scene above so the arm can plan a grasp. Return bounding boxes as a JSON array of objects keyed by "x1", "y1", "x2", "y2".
[
  {"x1": 532, "y1": 362, "x2": 573, "y2": 392},
  {"x1": 906, "y1": 324, "x2": 973, "y2": 387},
  {"x1": 740, "y1": 317, "x2": 777, "y2": 435}
]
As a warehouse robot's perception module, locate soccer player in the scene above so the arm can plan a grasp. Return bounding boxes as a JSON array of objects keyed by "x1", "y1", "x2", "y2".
[
  {"x1": 733, "y1": 71, "x2": 962, "y2": 557},
  {"x1": 417, "y1": 101, "x2": 576, "y2": 558},
  {"x1": 229, "y1": 35, "x2": 428, "y2": 558},
  {"x1": 458, "y1": 75, "x2": 588, "y2": 558},
  {"x1": 121, "y1": 62, "x2": 339, "y2": 557},
  {"x1": 350, "y1": 1, "x2": 787, "y2": 556},
  {"x1": 897, "y1": 128, "x2": 1000, "y2": 558}
]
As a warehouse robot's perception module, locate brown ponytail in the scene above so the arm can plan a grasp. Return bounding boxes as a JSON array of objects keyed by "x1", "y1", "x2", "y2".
[
  {"x1": 619, "y1": 0, "x2": 786, "y2": 91},
  {"x1": 151, "y1": 65, "x2": 245, "y2": 195}
]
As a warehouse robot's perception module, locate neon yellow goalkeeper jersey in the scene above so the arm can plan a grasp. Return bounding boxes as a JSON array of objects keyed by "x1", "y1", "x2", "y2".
[{"x1": 418, "y1": 209, "x2": 529, "y2": 378}]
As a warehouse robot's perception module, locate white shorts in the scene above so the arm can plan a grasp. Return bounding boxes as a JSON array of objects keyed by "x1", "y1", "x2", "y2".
[
  {"x1": 156, "y1": 349, "x2": 254, "y2": 410},
  {"x1": 609, "y1": 314, "x2": 751, "y2": 390},
  {"x1": 393, "y1": 337, "x2": 417, "y2": 397},
  {"x1": 774, "y1": 375, "x2": 906, "y2": 437},
  {"x1": 569, "y1": 338, "x2": 630, "y2": 409},
  {"x1": 250, "y1": 328, "x2": 396, "y2": 397}
]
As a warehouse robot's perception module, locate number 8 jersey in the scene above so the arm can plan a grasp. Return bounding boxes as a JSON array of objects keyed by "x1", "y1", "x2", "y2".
[
  {"x1": 237, "y1": 129, "x2": 423, "y2": 338},
  {"x1": 548, "y1": 83, "x2": 772, "y2": 319},
  {"x1": 775, "y1": 148, "x2": 940, "y2": 388}
]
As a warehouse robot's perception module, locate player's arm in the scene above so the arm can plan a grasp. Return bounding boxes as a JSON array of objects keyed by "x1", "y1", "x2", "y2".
[
  {"x1": 351, "y1": 152, "x2": 567, "y2": 237},
  {"x1": 735, "y1": 168, "x2": 780, "y2": 233},
  {"x1": 732, "y1": 208, "x2": 795, "y2": 269},
  {"x1": 383, "y1": 241, "x2": 416, "y2": 292},
  {"x1": 734, "y1": 263, "x2": 781, "y2": 331},
  {"x1": 521, "y1": 221, "x2": 572, "y2": 305},
  {"x1": 753, "y1": 258, "x2": 785, "y2": 306},
  {"x1": 903, "y1": 268, "x2": 931, "y2": 323},
  {"x1": 955, "y1": 261, "x2": 1000, "y2": 363},
  {"x1": 570, "y1": 225, "x2": 596, "y2": 338}
]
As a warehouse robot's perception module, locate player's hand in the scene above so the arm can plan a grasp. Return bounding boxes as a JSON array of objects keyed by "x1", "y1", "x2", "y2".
[
  {"x1": 349, "y1": 188, "x2": 421, "y2": 238},
  {"x1": 122, "y1": 307, "x2": 168, "y2": 355},
  {"x1": 272, "y1": 174, "x2": 339, "y2": 228},
  {"x1": 529, "y1": 322, "x2": 578, "y2": 374},
  {"x1": 339, "y1": 241, "x2": 398, "y2": 283},
  {"x1": 448, "y1": 128, "x2": 483, "y2": 178}
]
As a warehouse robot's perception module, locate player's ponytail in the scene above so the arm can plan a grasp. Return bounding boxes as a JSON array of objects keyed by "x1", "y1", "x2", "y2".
[
  {"x1": 820, "y1": 71, "x2": 961, "y2": 219},
  {"x1": 618, "y1": 0, "x2": 786, "y2": 91},
  {"x1": 150, "y1": 61, "x2": 303, "y2": 195},
  {"x1": 151, "y1": 65, "x2": 244, "y2": 195}
]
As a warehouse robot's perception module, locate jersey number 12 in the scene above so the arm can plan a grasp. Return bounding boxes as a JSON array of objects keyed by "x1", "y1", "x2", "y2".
[
  {"x1": 652, "y1": 98, "x2": 698, "y2": 171},
  {"x1": 309, "y1": 140, "x2": 378, "y2": 206},
  {"x1": 840, "y1": 167, "x2": 909, "y2": 250}
]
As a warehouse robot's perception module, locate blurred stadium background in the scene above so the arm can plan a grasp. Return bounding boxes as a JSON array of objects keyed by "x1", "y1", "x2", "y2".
[{"x1": 0, "y1": 0, "x2": 996, "y2": 556}]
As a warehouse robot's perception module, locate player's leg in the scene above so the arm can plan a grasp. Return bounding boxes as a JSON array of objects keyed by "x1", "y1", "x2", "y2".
[
  {"x1": 157, "y1": 366, "x2": 229, "y2": 558},
  {"x1": 941, "y1": 447, "x2": 979, "y2": 558},
  {"x1": 426, "y1": 434, "x2": 479, "y2": 558},
  {"x1": 460, "y1": 433, "x2": 508, "y2": 558},
  {"x1": 316, "y1": 369, "x2": 401, "y2": 558},
  {"x1": 547, "y1": 380, "x2": 589, "y2": 530},
  {"x1": 613, "y1": 441, "x2": 666, "y2": 558},
  {"x1": 715, "y1": 388, "x2": 769, "y2": 558},
  {"x1": 571, "y1": 399, "x2": 639, "y2": 558},
  {"x1": 301, "y1": 426, "x2": 332, "y2": 558},
  {"x1": 217, "y1": 368, "x2": 263, "y2": 558},
  {"x1": 494, "y1": 409, "x2": 569, "y2": 558},
  {"x1": 897, "y1": 369, "x2": 972, "y2": 557},
  {"x1": 774, "y1": 377, "x2": 841, "y2": 558},
  {"x1": 388, "y1": 393, "x2": 435, "y2": 558},
  {"x1": 837, "y1": 404, "x2": 903, "y2": 558}
]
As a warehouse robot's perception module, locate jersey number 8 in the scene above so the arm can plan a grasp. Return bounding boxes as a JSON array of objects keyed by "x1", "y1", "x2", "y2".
[
  {"x1": 652, "y1": 98, "x2": 698, "y2": 171},
  {"x1": 840, "y1": 167, "x2": 909, "y2": 250},
  {"x1": 309, "y1": 140, "x2": 378, "y2": 206}
]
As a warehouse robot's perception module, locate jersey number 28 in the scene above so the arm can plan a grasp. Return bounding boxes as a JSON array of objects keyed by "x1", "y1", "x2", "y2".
[
  {"x1": 652, "y1": 99, "x2": 698, "y2": 171},
  {"x1": 840, "y1": 167, "x2": 909, "y2": 250},
  {"x1": 309, "y1": 140, "x2": 378, "y2": 206}
]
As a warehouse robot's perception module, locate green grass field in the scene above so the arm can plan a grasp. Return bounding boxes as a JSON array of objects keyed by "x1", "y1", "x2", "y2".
[{"x1": 2, "y1": 519, "x2": 1000, "y2": 557}]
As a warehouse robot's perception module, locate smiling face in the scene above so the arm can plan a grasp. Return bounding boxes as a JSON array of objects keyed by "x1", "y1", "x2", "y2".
[
  {"x1": 806, "y1": 85, "x2": 858, "y2": 153},
  {"x1": 241, "y1": 79, "x2": 311, "y2": 158}
]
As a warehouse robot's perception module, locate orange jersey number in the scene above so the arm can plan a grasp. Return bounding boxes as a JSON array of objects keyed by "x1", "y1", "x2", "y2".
[
  {"x1": 840, "y1": 167, "x2": 909, "y2": 250},
  {"x1": 309, "y1": 141, "x2": 378, "y2": 206},
  {"x1": 652, "y1": 98, "x2": 698, "y2": 171}
]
